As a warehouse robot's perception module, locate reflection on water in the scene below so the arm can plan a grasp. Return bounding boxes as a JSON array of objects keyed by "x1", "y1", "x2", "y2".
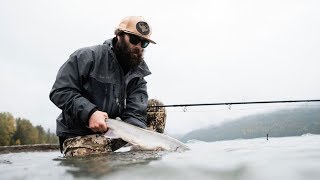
[
  {"x1": 1, "y1": 135, "x2": 320, "y2": 180},
  {"x1": 54, "y1": 151, "x2": 166, "y2": 178},
  {"x1": 0, "y1": 159, "x2": 12, "y2": 164}
]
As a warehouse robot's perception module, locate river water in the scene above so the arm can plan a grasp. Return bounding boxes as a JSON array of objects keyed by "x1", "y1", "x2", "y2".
[{"x1": 1, "y1": 134, "x2": 319, "y2": 180}]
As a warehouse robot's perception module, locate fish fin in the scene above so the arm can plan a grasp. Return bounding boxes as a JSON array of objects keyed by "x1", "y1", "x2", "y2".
[
  {"x1": 115, "y1": 146, "x2": 131, "y2": 152},
  {"x1": 130, "y1": 145, "x2": 143, "y2": 151},
  {"x1": 104, "y1": 129, "x2": 120, "y2": 139},
  {"x1": 154, "y1": 147, "x2": 164, "y2": 151}
]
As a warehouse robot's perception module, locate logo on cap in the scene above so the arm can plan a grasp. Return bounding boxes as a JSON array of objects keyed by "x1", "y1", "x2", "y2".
[{"x1": 136, "y1": 21, "x2": 150, "y2": 35}]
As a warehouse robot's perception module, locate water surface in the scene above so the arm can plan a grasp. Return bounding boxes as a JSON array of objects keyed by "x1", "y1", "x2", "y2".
[{"x1": 1, "y1": 134, "x2": 319, "y2": 180}]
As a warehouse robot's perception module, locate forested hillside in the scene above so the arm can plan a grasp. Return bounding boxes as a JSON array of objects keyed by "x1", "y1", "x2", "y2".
[{"x1": 181, "y1": 107, "x2": 320, "y2": 142}]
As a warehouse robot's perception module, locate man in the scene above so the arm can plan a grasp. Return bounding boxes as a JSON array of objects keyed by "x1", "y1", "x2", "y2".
[{"x1": 50, "y1": 16, "x2": 166, "y2": 157}]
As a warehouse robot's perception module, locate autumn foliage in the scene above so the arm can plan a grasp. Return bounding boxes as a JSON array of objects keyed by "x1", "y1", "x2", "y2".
[{"x1": 0, "y1": 112, "x2": 58, "y2": 146}]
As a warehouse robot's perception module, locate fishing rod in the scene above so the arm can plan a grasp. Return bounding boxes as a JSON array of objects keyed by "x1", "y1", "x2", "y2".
[{"x1": 150, "y1": 99, "x2": 320, "y2": 108}]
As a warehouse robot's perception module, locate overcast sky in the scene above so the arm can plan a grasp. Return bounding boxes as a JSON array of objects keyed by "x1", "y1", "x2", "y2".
[{"x1": 1, "y1": 0, "x2": 320, "y2": 135}]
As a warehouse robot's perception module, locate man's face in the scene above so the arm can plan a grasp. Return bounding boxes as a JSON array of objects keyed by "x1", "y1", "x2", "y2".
[{"x1": 115, "y1": 33, "x2": 145, "y2": 68}]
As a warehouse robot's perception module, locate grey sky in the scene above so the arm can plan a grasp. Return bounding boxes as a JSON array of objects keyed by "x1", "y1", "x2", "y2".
[{"x1": 1, "y1": 0, "x2": 319, "y2": 135}]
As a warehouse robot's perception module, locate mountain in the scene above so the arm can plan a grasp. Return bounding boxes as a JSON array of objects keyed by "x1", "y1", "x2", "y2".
[{"x1": 181, "y1": 107, "x2": 320, "y2": 142}]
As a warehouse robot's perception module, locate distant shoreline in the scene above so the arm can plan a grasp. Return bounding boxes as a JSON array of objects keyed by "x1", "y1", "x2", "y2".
[
  {"x1": 181, "y1": 107, "x2": 320, "y2": 142},
  {"x1": 0, "y1": 144, "x2": 59, "y2": 154}
]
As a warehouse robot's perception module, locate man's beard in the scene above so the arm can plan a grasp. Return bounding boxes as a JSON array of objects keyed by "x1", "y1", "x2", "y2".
[{"x1": 114, "y1": 37, "x2": 144, "y2": 70}]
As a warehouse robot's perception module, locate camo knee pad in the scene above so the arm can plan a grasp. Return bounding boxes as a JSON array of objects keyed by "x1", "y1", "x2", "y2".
[
  {"x1": 147, "y1": 99, "x2": 166, "y2": 133},
  {"x1": 63, "y1": 134, "x2": 127, "y2": 157}
]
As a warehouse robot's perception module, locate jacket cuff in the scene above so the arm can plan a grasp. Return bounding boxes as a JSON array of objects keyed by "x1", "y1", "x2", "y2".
[
  {"x1": 82, "y1": 103, "x2": 98, "y2": 125},
  {"x1": 88, "y1": 107, "x2": 98, "y2": 119}
]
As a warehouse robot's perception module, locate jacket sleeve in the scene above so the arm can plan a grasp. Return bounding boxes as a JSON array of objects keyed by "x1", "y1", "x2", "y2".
[
  {"x1": 49, "y1": 49, "x2": 98, "y2": 125},
  {"x1": 122, "y1": 77, "x2": 148, "y2": 128}
]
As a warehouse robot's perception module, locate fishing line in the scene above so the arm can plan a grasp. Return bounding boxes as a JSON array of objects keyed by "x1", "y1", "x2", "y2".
[
  {"x1": 148, "y1": 99, "x2": 320, "y2": 112},
  {"x1": 165, "y1": 105, "x2": 308, "y2": 113},
  {"x1": 150, "y1": 99, "x2": 320, "y2": 108}
]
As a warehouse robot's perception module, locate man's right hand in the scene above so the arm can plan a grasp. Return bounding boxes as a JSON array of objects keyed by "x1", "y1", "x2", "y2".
[{"x1": 88, "y1": 110, "x2": 109, "y2": 133}]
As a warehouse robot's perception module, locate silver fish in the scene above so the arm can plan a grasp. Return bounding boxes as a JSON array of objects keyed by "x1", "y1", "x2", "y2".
[{"x1": 104, "y1": 118, "x2": 190, "y2": 152}]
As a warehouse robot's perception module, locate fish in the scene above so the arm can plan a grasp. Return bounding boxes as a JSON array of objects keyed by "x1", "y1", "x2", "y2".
[{"x1": 104, "y1": 118, "x2": 190, "y2": 152}]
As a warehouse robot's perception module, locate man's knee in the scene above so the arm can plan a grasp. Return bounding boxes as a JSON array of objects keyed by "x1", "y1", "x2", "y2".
[
  {"x1": 146, "y1": 99, "x2": 166, "y2": 133},
  {"x1": 62, "y1": 134, "x2": 113, "y2": 157}
]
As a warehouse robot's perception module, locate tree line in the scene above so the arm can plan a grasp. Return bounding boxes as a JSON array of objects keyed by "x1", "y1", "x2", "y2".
[{"x1": 0, "y1": 112, "x2": 58, "y2": 146}]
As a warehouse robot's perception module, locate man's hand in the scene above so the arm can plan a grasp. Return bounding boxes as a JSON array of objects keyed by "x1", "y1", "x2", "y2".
[{"x1": 88, "y1": 110, "x2": 109, "y2": 133}]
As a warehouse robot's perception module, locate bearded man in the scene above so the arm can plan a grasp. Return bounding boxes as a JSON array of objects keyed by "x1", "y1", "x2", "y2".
[{"x1": 49, "y1": 16, "x2": 166, "y2": 157}]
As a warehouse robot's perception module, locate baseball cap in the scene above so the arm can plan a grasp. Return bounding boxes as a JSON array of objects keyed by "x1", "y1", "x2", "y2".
[{"x1": 117, "y1": 16, "x2": 156, "y2": 44}]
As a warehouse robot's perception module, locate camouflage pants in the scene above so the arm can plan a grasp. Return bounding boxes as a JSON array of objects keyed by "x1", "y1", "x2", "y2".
[{"x1": 63, "y1": 99, "x2": 166, "y2": 157}]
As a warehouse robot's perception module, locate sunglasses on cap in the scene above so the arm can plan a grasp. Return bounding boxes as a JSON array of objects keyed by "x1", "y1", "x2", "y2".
[{"x1": 126, "y1": 33, "x2": 150, "y2": 48}]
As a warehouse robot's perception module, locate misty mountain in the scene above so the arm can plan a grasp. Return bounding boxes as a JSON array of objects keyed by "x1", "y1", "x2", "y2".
[{"x1": 181, "y1": 107, "x2": 320, "y2": 142}]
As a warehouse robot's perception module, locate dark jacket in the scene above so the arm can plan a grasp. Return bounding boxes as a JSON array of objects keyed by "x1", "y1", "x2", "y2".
[{"x1": 49, "y1": 38, "x2": 151, "y2": 138}]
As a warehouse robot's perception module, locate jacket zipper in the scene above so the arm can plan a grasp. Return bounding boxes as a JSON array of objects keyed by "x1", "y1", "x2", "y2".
[{"x1": 110, "y1": 48, "x2": 126, "y2": 113}]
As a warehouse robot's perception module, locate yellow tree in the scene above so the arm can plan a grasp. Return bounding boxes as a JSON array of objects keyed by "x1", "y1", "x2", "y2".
[
  {"x1": 0, "y1": 112, "x2": 16, "y2": 146},
  {"x1": 13, "y1": 118, "x2": 39, "y2": 144}
]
